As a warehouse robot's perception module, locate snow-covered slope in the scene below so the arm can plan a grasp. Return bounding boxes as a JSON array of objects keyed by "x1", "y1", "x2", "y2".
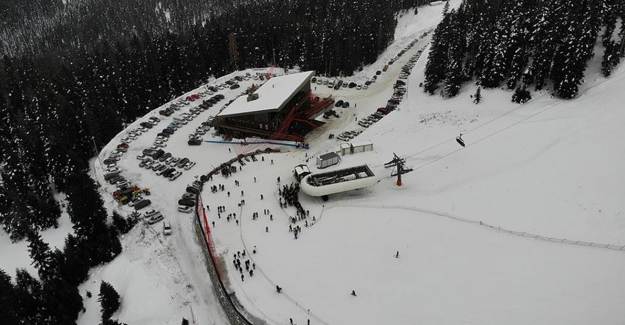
[{"x1": 86, "y1": 0, "x2": 625, "y2": 324}]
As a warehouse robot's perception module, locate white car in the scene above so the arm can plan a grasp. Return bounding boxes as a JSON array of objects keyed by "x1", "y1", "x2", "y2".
[
  {"x1": 144, "y1": 209, "x2": 159, "y2": 218},
  {"x1": 183, "y1": 162, "x2": 196, "y2": 171},
  {"x1": 169, "y1": 171, "x2": 182, "y2": 181},
  {"x1": 146, "y1": 213, "x2": 164, "y2": 225},
  {"x1": 163, "y1": 222, "x2": 172, "y2": 236},
  {"x1": 178, "y1": 205, "x2": 193, "y2": 213},
  {"x1": 106, "y1": 166, "x2": 120, "y2": 173}
]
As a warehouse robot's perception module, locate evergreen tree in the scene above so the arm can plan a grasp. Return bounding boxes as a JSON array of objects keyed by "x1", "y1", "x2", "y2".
[
  {"x1": 473, "y1": 87, "x2": 482, "y2": 104},
  {"x1": 27, "y1": 230, "x2": 54, "y2": 281},
  {"x1": 99, "y1": 281, "x2": 121, "y2": 322},
  {"x1": 0, "y1": 269, "x2": 18, "y2": 325}
]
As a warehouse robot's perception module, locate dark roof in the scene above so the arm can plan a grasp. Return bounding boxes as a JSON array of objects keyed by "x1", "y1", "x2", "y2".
[{"x1": 319, "y1": 152, "x2": 340, "y2": 160}]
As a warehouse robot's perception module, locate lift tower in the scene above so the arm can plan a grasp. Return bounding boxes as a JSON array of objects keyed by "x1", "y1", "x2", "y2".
[{"x1": 384, "y1": 153, "x2": 413, "y2": 186}]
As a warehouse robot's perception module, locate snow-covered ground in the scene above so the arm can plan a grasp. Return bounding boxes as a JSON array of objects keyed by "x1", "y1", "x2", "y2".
[
  {"x1": 0, "y1": 192, "x2": 74, "y2": 280},
  {"x1": 85, "y1": 0, "x2": 625, "y2": 324}
]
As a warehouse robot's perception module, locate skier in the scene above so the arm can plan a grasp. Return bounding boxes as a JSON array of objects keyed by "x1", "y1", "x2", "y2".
[
  {"x1": 276, "y1": 285, "x2": 282, "y2": 293},
  {"x1": 351, "y1": 290, "x2": 357, "y2": 296},
  {"x1": 456, "y1": 133, "x2": 465, "y2": 147},
  {"x1": 395, "y1": 251, "x2": 399, "y2": 258}
]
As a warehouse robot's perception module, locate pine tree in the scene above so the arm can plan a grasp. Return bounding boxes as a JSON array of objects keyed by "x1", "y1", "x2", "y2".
[
  {"x1": 27, "y1": 231, "x2": 54, "y2": 281},
  {"x1": 442, "y1": 0, "x2": 450, "y2": 15},
  {"x1": 99, "y1": 281, "x2": 121, "y2": 322},
  {"x1": 473, "y1": 87, "x2": 482, "y2": 104},
  {"x1": 0, "y1": 269, "x2": 18, "y2": 325},
  {"x1": 424, "y1": 13, "x2": 454, "y2": 94}
]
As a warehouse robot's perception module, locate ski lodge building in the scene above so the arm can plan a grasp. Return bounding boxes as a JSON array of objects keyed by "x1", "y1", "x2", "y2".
[{"x1": 213, "y1": 71, "x2": 334, "y2": 142}]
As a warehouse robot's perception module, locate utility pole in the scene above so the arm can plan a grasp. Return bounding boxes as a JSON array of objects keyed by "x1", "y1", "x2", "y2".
[{"x1": 384, "y1": 153, "x2": 413, "y2": 186}]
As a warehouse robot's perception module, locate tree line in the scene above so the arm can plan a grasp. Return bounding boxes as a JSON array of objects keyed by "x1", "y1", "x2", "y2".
[{"x1": 424, "y1": 0, "x2": 625, "y2": 101}]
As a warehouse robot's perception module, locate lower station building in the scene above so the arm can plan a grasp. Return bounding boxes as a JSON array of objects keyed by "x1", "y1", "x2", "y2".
[{"x1": 213, "y1": 71, "x2": 334, "y2": 142}]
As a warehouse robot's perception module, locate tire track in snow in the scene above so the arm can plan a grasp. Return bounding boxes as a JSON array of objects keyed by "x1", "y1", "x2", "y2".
[{"x1": 324, "y1": 203, "x2": 625, "y2": 253}]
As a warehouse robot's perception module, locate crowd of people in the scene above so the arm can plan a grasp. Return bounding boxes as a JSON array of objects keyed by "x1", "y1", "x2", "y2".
[
  {"x1": 200, "y1": 150, "x2": 330, "y2": 325},
  {"x1": 232, "y1": 249, "x2": 257, "y2": 282}
]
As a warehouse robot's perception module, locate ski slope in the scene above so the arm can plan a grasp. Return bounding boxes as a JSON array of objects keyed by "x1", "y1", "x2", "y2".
[{"x1": 85, "y1": 0, "x2": 625, "y2": 324}]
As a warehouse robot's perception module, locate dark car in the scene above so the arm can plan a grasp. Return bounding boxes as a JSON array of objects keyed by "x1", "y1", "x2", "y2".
[
  {"x1": 178, "y1": 198, "x2": 195, "y2": 207},
  {"x1": 152, "y1": 150, "x2": 165, "y2": 160},
  {"x1": 177, "y1": 158, "x2": 189, "y2": 168},
  {"x1": 186, "y1": 186, "x2": 199, "y2": 194},
  {"x1": 162, "y1": 128, "x2": 175, "y2": 135},
  {"x1": 104, "y1": 171, "x2": 121, "y2": 181},
  {"x1": 159, "y1": 152, "x2": 171, "y2": 162},
  {"x1": 342, "y1": 101, "x2": 350, "y2": 108},
  {"x1": 230, "y1": 83, "x2": 240, "y2": 89},
  {"x1": 348, "y1": 82, "x2": 357, "y2": 88},
  {"x1": 188, "y1": 138, "x2": 202, "y2": 146},
  {"x1": 134, "y1": 199, "x2": 151, "y2": 210},
  {"x1": 335, "y1": 100, "x2": 344, "y2": 107},
  {"x1": 140, "y1": 122, "x2": 153, "y2": 129},
  {"x1": 162, "y1": 168, "x2": 175, "y2": 178}
]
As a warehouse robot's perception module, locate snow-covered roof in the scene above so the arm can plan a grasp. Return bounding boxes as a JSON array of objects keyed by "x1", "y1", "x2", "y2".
[{"x1": 217, "y1": 71, "x2": 314, "y2": 117}]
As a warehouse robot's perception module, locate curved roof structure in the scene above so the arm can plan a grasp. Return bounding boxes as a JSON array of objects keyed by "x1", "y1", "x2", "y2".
[{"x1": 300, "y1": 165, "x2": 377, "y2": 197}]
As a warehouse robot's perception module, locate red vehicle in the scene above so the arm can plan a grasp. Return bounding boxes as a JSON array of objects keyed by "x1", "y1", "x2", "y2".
[{"x1": 185, "y1": 94, "x2": 200, "y2": 101}]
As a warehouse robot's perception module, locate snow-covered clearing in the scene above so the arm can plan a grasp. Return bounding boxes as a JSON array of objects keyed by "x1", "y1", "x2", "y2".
[{"x1": 85, "y1": 0, "x2": 625, "y2": 324}]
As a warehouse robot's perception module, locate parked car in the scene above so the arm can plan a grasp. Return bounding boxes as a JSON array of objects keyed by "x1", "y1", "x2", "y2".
[
  {"x1": 169, "y1": 171, "x2": 182, "y2": 181},
  {"x1": 188, "y1": 138, "x2": 202, "y2": 146},
  {"x1": 178, "y1": 206, "x2": 193, "y2": 213},
  {"x1": 184, "y1": 162, "x2": 196, "y2": 170},
  {"x1": 134, "y1": 199, "x2": 152, "y2": 210},
  {"x1": 163, "y1": 222, "x2": 172, "y2": 235},
  {"x1": 144, "y1": 209, "x2": 159, "y2": 218},
  {"x1": 146, "y1": 213, "x2": 164, "y2": 225},
  {"x1": 178, "y1": 198, "x2": 195, "y2": 207}
]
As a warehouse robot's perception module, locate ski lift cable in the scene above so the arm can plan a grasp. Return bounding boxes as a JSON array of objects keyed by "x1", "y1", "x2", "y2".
[
  {"x1": 373, "y1": 100, "x2": 562, "y2": 175},
  {"x1": 404, "y1": 98, "x2": 551, "y2": 161},
  {"x1": 407, "y1": 101, "x2": 563, "y2": 173}
]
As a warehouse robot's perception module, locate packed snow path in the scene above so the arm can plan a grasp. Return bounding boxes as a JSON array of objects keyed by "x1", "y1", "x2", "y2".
[{"x1": 326, "y1": 203, "x2": 625, "y2": 253}]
